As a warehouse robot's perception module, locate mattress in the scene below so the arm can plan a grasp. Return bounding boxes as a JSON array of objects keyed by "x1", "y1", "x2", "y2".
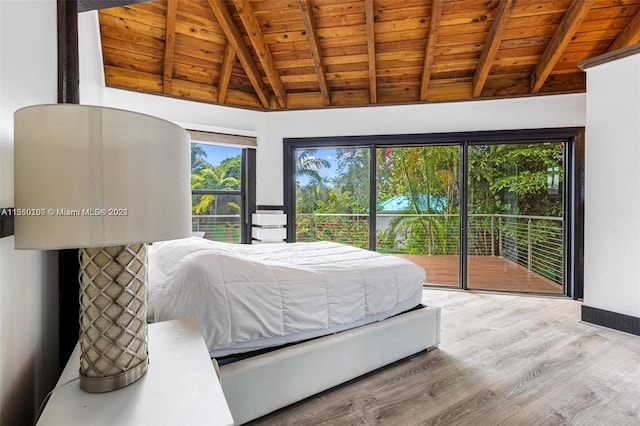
[{"x1": 147, "y1": 237, "x2": 425, "y2": 357}]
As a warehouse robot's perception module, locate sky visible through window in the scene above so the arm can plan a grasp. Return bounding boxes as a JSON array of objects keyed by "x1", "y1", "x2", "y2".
[
  {"x1": 297, "y1": 148, "x2": 338, "y2": 185},
  {"x1": 198, "y1": 143, "x2": 241, "y2": 166}
]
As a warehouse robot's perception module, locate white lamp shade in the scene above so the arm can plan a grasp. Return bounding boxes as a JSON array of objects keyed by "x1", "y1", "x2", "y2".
[{"x1": 14, "y1": 104, "x2": 192, "y2": 249}]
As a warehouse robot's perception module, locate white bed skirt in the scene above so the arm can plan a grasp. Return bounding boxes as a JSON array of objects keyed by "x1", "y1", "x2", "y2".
[{"x1": 219, "y1": 304, "x2": 441, "y2": 425}]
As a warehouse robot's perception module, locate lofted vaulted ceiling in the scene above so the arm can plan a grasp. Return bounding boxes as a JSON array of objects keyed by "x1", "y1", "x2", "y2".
[{"x1": 98, "y1": 0, "x2": 640, "y2": 110}]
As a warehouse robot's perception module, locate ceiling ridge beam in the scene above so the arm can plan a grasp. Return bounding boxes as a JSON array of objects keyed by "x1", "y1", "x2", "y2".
[
  {"x1": 530, "y1": 0, "x2": 593, "y2": 94},
  {"x1": 607, "y1": 9, "x2": 640, "y2": 52},
  {"x1": 299, "y1": 0, "x2": 331, "y2": 106},
  {"x1": 420, "y1": 0, "x2": 444, "y2": 101},
  {"x1": 218, "y1": 43, "x2": 236, "y2": 104},
  {"x1": 472, "y1": 0, "x2": 516, "y2": 98},
  {"x1": 162, "y1": 0, "x2": 178, "y2": 94},
  {"x1": 365, "y1": 0, "x2": 377, "y2": 104},
  {"x1": 207, "y1": 0, "x2": 270, "y2": 109},
  {"x1": 232, "y1": 0, "x2": 287, "y2": 109}
]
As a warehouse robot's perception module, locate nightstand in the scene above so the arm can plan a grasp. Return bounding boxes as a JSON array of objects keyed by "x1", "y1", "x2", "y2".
[{"x1": 37, "y1": 317, "x2": 234, "y2": 426}]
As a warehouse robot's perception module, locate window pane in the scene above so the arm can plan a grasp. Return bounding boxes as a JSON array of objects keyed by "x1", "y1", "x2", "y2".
[
  {"x1": 467, "y1": 142, "x2": 564, "y2": 293},
  {"x1": 191, "y1": 143, "x2": 242, "y2": 191},
  {"x1": 192, "y1": 194, "x2": 241, "y2": 243},
  {"x1": 376, "y1": 146, "x2": 460, "y2": 287},
  {"x1": 191, "y1": 142, "x2": 243, "y2": 243},
  {"x1": 295, "y1": 147, "x2": 370, "y2": 248}
]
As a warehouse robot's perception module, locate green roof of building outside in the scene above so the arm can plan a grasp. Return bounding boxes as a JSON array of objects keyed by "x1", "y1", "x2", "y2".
[{"x1": 376, "y1": 194, "x2": 447, "y2": 213}]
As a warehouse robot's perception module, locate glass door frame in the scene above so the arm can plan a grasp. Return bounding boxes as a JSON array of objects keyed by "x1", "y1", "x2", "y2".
[
  {"x1": 283, "y1": 128, "x2": 584, "y2": 299},
  {"x1": 463, "y1": 139, "x2": 569, "y2": 294}
]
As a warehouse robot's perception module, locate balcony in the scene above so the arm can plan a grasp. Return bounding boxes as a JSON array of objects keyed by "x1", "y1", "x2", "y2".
[
  {"x1": 296, "y1": 213, "x2": 564, "y2": 294},
  {"x1": 192, "y1": 214, "x2": 241, "y2": 243}
]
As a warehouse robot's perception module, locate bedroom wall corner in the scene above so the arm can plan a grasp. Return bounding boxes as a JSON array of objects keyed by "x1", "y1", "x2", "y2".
[{"x1": 0, "y1": 1, "x2": 60, "y2": 424}]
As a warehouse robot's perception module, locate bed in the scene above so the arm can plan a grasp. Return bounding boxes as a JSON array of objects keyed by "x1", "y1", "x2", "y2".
[{"x1": 148, "y1": 237, "x2": 440, "y2": 424}]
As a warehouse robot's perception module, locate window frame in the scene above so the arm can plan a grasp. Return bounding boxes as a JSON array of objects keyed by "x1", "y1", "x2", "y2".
[
  {"x1": 191, "y1": 142, "x2": 255, "y2": 244},
  {"x1": 283, "y1": 128, "x2": 585, "y2": 299}
]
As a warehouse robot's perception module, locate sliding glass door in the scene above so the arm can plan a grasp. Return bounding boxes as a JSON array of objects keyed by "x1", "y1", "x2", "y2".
[
  {"x1": 285, "y1": 129, "x2": 580, "y2": 297},
  {"x1": 467, "y1": 142, "x2": 565, "y2": 293},
  {"x1": 376, "y1": 146, "x2": 460, "y2": 286}
]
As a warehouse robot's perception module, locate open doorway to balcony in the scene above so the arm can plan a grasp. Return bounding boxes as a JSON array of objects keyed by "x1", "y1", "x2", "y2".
[{"x1": 284, "y1": 129, "x2": 583, "y2": 297}]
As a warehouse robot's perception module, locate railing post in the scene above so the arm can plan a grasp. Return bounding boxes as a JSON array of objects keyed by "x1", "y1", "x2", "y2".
[
  {"x1": 428, "y1": 218, "x2": 433, "y2": 255},
  {"x1": 527, "y1": 218, "x2": 532, "y2": 272},
  {"x1": 490, "y1": 215, "x2": 495, "y2": 256},
  {"x1": 498, "y1": 216, "x2": 503, "y2": 257}
]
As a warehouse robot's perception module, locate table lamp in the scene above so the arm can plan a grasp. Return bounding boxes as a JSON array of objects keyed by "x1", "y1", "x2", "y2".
[{"x1": 13, "y1": 104, "x2": 191, "y2": 393}]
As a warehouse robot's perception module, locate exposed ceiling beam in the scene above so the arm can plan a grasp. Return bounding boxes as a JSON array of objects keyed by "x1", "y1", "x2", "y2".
[
  {"x1": 78, "y1": 0, "x2": 153, "y2": 12},
  {"x1": 162, "y1": 0, "x2": 177, "y2": 94},
  {"x1": 218, "y1": 43, "x2": 236, "y2": 104},
  {"x1": 607, "y1": 9, "x2": 640, "y2": 52},
  {"x1": 530, "y1": 0, "x2": 593, "y2": 94},
  {"x1": 365, "y1": 0, "x2": 377, "y2": 104},
  {"x1": 206, "y1": 0, "x2": 270, "y2": 109},
  {"x1": 420, "y1": 0, "x2": 443, "y2": 101},
  {"x1": 232, "y1": 0, "x2": 287, "y2": 109},
  {"x1": 299, "y1": 0, "x2": 331, "y2": 106},
  {"x1": 472, "y1": 0, "x2": 516, "y2": 98}
]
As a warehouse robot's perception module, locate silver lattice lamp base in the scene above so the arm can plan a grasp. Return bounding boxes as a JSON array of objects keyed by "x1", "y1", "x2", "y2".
[{"x1": 79, "y1": 244, "x2": 149, "y2": 393}]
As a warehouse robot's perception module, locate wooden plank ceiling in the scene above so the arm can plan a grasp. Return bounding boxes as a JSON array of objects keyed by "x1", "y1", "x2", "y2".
[{"x1": 99, "y1": 0, "x2": 640, "y2": 110}]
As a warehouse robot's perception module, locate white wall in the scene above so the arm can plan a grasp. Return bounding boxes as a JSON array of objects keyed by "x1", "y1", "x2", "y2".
[
  {"x1": 0, "y1": 1, "x2": 59, "y2": 424},
  {"x1": 583, "y1": 53, "x2": 640, "y2": 318},
  {"x1": 103, "y1": 87, "x2": 265, "y2": 138}
]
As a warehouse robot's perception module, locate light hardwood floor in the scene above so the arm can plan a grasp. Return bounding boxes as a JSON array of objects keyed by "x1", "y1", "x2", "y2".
[{"x1": 253, "y1": 289, "x2": 640, "y2": 425}]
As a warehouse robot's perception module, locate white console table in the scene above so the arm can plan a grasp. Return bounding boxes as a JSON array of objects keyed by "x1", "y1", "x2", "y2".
[{"x1": 37, "y1": 318, "x2": 234, "y2": 426}]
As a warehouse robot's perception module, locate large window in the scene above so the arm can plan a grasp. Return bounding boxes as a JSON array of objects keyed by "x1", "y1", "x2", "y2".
[
  {"x1": 285, "y1": 129, "x2": 584, "y2": 298},
  {"x1": 191, "y1": 141, "x2": 254, "y2": 243}
]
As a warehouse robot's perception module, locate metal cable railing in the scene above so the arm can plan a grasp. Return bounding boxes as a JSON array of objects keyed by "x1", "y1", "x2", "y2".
[
  {"x1": 192, "y1": 214, "x2": 241, "y2": 243},
  {"x1": 296, "y1": 212, "x2": 564, "y2": 284}
]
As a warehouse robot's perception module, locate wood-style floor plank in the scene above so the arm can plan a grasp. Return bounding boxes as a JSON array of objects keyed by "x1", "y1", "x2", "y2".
[
  {"x1": 253, "y1": 289, "x2": 640, "y2": 425},
  {"x1": 395, "y1": 254, "x2": 563, "y2": 294}
]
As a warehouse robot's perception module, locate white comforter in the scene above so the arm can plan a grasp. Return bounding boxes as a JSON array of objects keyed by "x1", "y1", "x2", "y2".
[{"x1": 148, "y1": 237, "x2": 425, "y2": 357}]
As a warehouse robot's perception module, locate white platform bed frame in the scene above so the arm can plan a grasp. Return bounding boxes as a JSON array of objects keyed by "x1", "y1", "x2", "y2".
[{"x1": 218, "y1": 304, "x2": 441, "y2": 425}]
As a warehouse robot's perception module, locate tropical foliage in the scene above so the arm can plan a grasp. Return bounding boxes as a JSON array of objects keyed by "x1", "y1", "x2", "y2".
[
  {"x1": 294, "y1": 144, "x2": 564, "y2": 266},
  {"x1": 191, "y1": 144, "x2": 242, "y2": 242}
]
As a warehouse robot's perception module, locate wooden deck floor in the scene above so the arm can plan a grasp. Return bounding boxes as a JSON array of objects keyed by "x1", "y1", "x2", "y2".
[{"x1": 395, "y1": 254, "x2": 563, "y2": 294}]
